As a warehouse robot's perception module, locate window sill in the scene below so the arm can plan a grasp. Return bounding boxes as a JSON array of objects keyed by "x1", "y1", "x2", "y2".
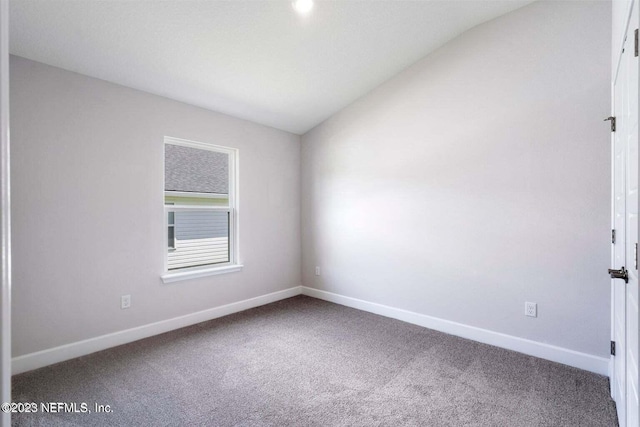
[{"x1": 161, "y1": 264, "x2": 243, "y2": 284}]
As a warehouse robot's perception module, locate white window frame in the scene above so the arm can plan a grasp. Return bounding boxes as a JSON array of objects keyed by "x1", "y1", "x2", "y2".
[
  {"x1": 161, "y1": 136, "x2": 242, "y2": 284},
  {"x1": 167, "y1": 204, "x2": 175, "y2": 251}
]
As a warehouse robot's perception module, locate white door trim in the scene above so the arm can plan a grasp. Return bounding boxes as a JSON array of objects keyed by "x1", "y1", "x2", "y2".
[{"x1": 0, "y1": 0, "x2": 11, "y2": 425}]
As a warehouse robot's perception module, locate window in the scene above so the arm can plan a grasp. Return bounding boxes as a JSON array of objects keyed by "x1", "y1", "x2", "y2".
[{"x1": 161, "y1": 137, "x2": 241, "y2": 283}]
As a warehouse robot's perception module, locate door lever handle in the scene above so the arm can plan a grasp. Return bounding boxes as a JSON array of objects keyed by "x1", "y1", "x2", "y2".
[
  {"x1": 604, "y1": 116, "x2": 616, "y2": 132},
  {"x1": 609, "y1": 266, "x2": 629, "y2": 283}
]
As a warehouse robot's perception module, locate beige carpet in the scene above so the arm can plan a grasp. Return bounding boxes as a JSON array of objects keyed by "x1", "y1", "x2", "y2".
[{"x1": 12, "y1": 296, "x2": 618, "y2": 426}]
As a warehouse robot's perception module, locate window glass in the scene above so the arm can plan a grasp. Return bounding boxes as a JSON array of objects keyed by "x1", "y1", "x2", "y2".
[{"x1": 164, "y1": 138, "x2": 236, "y2": 271}]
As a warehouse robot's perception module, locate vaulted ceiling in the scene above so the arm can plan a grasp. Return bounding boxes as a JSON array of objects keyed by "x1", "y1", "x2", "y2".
[{"x1": 10, "y1": 0, "x2": 534, "y2": 134}]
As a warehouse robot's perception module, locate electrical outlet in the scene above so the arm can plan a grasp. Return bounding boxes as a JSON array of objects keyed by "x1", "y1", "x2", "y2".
[
  {"x1": 315, "y1": 266, "x2": 321, "y2": 276},
  {"x1": 525, "y1": 302, "x2": 537, "y2": 317},
  {"x1": 121, "y1": 294, "x2": 131, "y2": 310}
]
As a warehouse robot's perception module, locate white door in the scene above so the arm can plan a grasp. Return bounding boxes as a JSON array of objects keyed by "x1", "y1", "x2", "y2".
[
  {"x1": 611, "y1": 2, "x2": 639, "y2": 425},
  {"x1": 625, "y1": 2, "x2": 640, "y2": 423}
]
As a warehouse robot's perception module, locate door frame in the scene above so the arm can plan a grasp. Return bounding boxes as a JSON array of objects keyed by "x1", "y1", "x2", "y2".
[{"x1": 0, "y1": 0, "x2": 10, "y2": 425}]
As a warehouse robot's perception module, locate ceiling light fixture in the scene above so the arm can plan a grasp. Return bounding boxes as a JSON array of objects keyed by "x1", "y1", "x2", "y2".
[{"x1": 292, "y1": 0, "x2": 314, "y2": 15}]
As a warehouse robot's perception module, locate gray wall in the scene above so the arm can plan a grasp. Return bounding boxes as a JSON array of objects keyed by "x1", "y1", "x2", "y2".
[
  {"x1": 10, "y1": 56, "x2": 301, "y2": 356},
  {"x1": 301, "y1": 1, "x2": 612, "y2": 357}
]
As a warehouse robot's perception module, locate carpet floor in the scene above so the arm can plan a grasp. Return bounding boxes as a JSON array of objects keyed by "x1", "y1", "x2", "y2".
[{"x1": 12, "y1": 296, "x2": 618, "y2": 426}]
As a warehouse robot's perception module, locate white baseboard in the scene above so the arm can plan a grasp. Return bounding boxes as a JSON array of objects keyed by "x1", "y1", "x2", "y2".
[
  {"x1": 12, "y1": 286, "x2": 302, "y2": 375},
  {"x1": 301, "y1": 286, "x2": 609, "y2": 376},
  {"x1": 14, "y1": 285, "x2": 609, "y2": 377}
]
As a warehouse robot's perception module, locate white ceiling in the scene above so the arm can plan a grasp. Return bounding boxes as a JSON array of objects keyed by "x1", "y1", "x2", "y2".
[{"x1": 9, "y1": 0, "x2": 534, "y2": 135}]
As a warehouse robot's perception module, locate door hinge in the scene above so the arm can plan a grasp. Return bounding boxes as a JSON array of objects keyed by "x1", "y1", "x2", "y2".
[
  {"x1": 635, "y1": 243, "x2": 638, "y2": 270},
  {"x1": 611, "y1": 341, "x2": 616, "y2": 356},
  {"x1": 635, "y1": 28, "x2": 638, "y2": 57},
  {"x1": 612, "y1": 229, "x2": 616, "y2": 244},
  {"x1": 605, "y1": 116, "x2": 616, "y2": 132}
]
